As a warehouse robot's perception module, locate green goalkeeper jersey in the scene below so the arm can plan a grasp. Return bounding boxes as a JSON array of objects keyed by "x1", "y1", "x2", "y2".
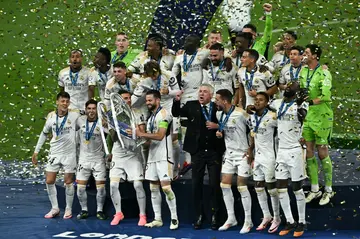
[
  {"x1": 251, "y1": 13, "x2": 273, "y2": 56},
  {"x1": 299, "y1": 64, "x2": 333, "y2": 127},
  {"x1": 111, "y1": 48, "x2": 142, "y2": 67}
]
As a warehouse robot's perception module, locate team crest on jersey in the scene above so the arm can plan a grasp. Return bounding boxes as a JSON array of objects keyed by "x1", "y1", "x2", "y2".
[
  {"x1": 232, "y1": 119, "x2": 236, "y2": 124},
  {"x1": 67, "y1": 119, "x2": 71, "y2": 124},
  {"x1": 254, "y1": 79, "x2": 259, "y2": 84},
  {"x1": 96, "y1": 127, "x2": 100, "y2": 131}
]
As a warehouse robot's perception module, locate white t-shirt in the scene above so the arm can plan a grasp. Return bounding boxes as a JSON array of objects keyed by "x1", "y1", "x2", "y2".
[
  {"x1": 58, "y1": 67, "x2": 92, "y2": 111},
  {"x1": 238, "y1": 67, "x2": 275, "y2": 107},
  {"x1": 172, "y1": 50, "x2": 209, "y2": 106},
  {"x1": 38, "y1": 110, "x2": 80, "y2": 155},
  {"x1": 76, "y1": 115, "x2": 104, "y2": 160},
  {"x1": 216, "y1": 107, "x2": 250, "y2": 157},
  {"x1": 89, "y1": 66, "x2": 114, "y2": 101},
  {"x1": 146, "y1": 108, "x2": 173, "y2": 163},
  {"x1": 249, "y1": 110, "x2": 277, "y2": 161},
  {"x1": 270, "y1": 99, "x2": 308, "y2": 149}
]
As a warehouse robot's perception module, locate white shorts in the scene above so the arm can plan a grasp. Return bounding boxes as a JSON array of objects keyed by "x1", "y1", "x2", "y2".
[
  {"x1": 46, "y1": 154, "x2": 77, "y2": 173},
  {"x1": 222, "y1": 154, "x2": 251, "y2": 177},
  {"x1": 253, "y1": 159, "x2": 276, "y2": 183},
  {"x1": 76, "y1": 159, "x2": 106, "y2": 181},
  {"x1": 145, "y1": 160, "x2": 173, "y2": 182},
  {"x1": 275, "y1": 147, "x2": 307, "y2": 181},
  {"x1": 110, "y1": 155, "x2": 144, "y2": 181}
]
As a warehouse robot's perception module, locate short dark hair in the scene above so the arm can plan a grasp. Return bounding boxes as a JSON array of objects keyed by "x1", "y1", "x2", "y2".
[
  {"x1": 144, "y1": 60, "x2": 161, "y2": 77},
  {"x1": 256, "y1": 92, "x2": 270, "y2": 102},
  {"x1": 210, "y1": 29, "x2": 222, "y2": 35},
  {"x1": 243, "y1": 23, "x2": 257, "y2": 33},
  {"x1": 85, "y1": 99, "x2": 98, "y2": 108},
  {"x1": 209, "y1": 43, "x2": 224, "y2": 51},
  {"x1": 57, "y1": 91, "x2": 70, "y2": 100},
  {"x1": 186, "y1": 34, "x2": 201, "y2": 47},
  {"x1": 244, "y1": 49, "x2": 259, "y2": 61},
  {"x1": 284, "y1": 30, "x2": 298, "y2": 40},
  {"x1": 216, "y1": 89, "x2": 233, "y2": 103},
  {"x1": 290, "y1": 45, "x2": 305, "y2": 55},
  {"x1": 113, "y1": 61, "x2": 126, "y2": 69},
  {"x1": 118, "y1": 89, "x2": 130, "y2": 96},
  {"x1": 116, "y1": 32, "x2": 127, "y2": 37},
  {"x1": 236, "y1": 32, "x2": 253, "y2": 47},
  {"x1": 306, "y1": 44, "x2": 322, "y2": 60},
  {"x1": 98, "y1": 47, "x2": 111, "y2": 64},
  {"x1": 147, "y1": 34, "x2": 164, "y2": 49},
  {"x1": 146, "y1": 89, "x2": 161, "y2": 100}
]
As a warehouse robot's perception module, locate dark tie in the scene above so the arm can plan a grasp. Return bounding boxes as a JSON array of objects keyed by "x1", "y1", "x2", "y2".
[{"x1": 203, "y1": 105, "x2": 208, "y2": 114}]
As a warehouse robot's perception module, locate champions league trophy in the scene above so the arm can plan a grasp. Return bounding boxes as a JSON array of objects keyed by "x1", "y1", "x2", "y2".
[{"x1": 97, "y1": 93, "x2": 146, "y2": 153}]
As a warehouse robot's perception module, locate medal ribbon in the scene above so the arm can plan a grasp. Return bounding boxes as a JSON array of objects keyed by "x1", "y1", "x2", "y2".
[
  {"x1": 290, "y1": 64, "x2": 302, "y2": 81},
  {"x1": 98, "y1": 71, "x2": 108, "y2": 84},
  {"x1": 69, "y1": 69, "x2": 79, "y2": 86},
  {"x1": 150, "y1": 106, "x2": 162, "y2": 133},
  {"x1": 218, "y1": 105, "x2": 235, "y2": 132},
  {"x1": 281, "y1": 54, "x2": 290, "y2": 66},
  {"x1": 277, "y1": 100, "x2": 295, "y2": 119},
  {"x1": 253, "y1": 108, "x2": 268, "y2": 133},
  {"x1": 85, "y1": 119, "x2": 98, "y2": 141},
  {"x1": 183, "y1": 51, "x2": 197, "y2": 72},
  {"x1": 56, "y1": 112, "x2": 68, "y2": 138},
  {"x1": 210, "y1": 60, "x2": 225, "y2": 81},
  {"x1": 201, "y1": 102, "x2": 213, "y2": 121},
  {"x1": 245, "y1": 66, "x2": 256, "y2": 90},
  {"x1": 306, "y1": 63, "x2": 320, "y2": 88},
  {"x1": 111, "y1": 51, "x2": 128, "y2": 64},
  {"x1": 236, "y1": 55, "x2": 242, "y2": 68}
]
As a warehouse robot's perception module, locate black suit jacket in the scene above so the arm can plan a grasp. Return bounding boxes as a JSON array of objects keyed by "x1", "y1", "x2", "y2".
[{"x1": 172, "y1": 100, "x2": 226, "y2": 155}]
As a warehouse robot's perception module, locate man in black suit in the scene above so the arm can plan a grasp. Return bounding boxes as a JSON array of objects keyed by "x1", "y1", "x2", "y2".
[{"x1": 172, "y1": 83, "x2": 225, "y2": 230}]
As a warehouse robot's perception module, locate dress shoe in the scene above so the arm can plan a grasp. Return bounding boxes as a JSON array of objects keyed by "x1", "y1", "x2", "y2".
[
  {"x1": 193, "y1": 215, "x2": 204, "y2": 230},
  {"x1": 211, "y1": 214, "x2": 219, "y2": 230}
]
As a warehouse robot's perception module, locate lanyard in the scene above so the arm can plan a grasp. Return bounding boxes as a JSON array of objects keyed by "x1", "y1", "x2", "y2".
[
  {"x1": 245, "y1": 67, "x2": 256, "y2": 90},
  {"x1": 150, "y1": 106, "x2": 162, "y2": 133},
  {"x1": 55, "y1": 112, "x2": 68, "y2": 137},
  {"x1": 154, "y1": 75, "x2": 161, "y2": 90},
  {"x1": 306, "y1": 63, "x2": 320, "y2": 88},
  {"x1": 210, "y1": 60, "x2": 224, "y2": 81},
  {"x1": 201, "y1": 102, "x2": 213, "y2": 121},
  {"x1": 290, "y1": 64, "x2": 302, "y2": 81},
  {"x1": 150, "y1": 54, "x2": 162, "y2": 65},
  {"x1": 218, "y1": 105, "x2": 235, "y2": 132},
  {"x1": 253, "y1": 108, "x2": 268, "y2": 133},
  {"x1": 236, "y1": 55, "x2": 242, "y2": 68},
  {"x1": 281, "y1": 54, "x2": 290, "y2": 66},
  {"x1": 85, "y1": 119, "x2": 98, "y2": 141},
  {"x1": 183, "y1": 51, "x2": 197, "y2": 72},
  {"x1": 98, "y1": 71, "x2": 108, "y2": 84},
  {"x1": 69, "y1": 70, "x2": 79, "y2": 86},
  {"x1": 277, "y1": 100, "x2": 295, "y2": 119},
  {"x1": 111, "y1": 51, "x2": 128, "y2": 64}
]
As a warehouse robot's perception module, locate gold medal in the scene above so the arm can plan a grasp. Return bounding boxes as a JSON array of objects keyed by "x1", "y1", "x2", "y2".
[
  {"x1": 55, "y1": 136, "x2": 59, "y2": 140},
  {"x1": 183, "y1": 71, "x2": 187, "y2": 77},
  {"x1": 250, "y1": 130, "x2": 256, "y2": 137},
  {"x1": 84, "y1": 140, "x2": 90, "y2": 144}
]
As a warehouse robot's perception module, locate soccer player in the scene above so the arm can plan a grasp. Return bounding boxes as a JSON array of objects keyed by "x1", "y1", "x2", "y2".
[
  {"x1": 75, "y1": 99, "x2": 107, "y2": 220},
  {"x1": 134, "y1": 90, "x2": 179, "y2": 230},
  {"x1": 90, "y1": 47, "x2": 114, "y2": 100},
  {"x1": 111, "y1": 32, "x2": 141, "y2": 66},
  {"x1": 299, "y1": 44, "x2": 334, "y2": 205},
  {"x1": 109, "y1": 90, "x2": 147, "y2": 226},
  {"x1": 279, "y1": 45, "x2": 304, "y2": 96},
  {"x1": 214, "y1": 89, "x2": 253, "y2": 234},
  {"x1": 269, "y1": 31, "x2": 297, "y2": 73},
  {"x1": 242, "y1": 3, "x2": 273, "y2": 56},
  {"x1": 103, "y1": 61, "x2": 138, "y2": 108},
  {"x1": 128, "y1": 35, "x2": 175, "y2": 78},
  {"x1": 271, "y1": 82, "x2": 308, "y2": 237},
  {"x1": 32, "y1": 92, "x2": 79, "y2": 219},
  {"x1": 203, "y1": 43, "x2": 239, "y2": 103},
  {"x1": 58, "y1": 49, "x2": 94, "y2": 113},
  {"x1": 238, "y1": 49, "x2": 277, "y2": 108},
  {"x1": 248, "y1": 92, "x2": 281, "y2": 233},
  {"x1": 203, "y1": 29, "x2": 223, "y2": 49}
]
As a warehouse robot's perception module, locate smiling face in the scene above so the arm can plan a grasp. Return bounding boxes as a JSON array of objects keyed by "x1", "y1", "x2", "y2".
[
  {"x1": 146, "y1": 39, "x2": 161, "y2": 57},
  {"x1": 86, "y1": 103, "x2": 97, "y2": 120},
  {"x1": 69, "y1": 51, "x2": 82, "y2": 70},
  {"x1": 209, "y1": 49, "x2": 224, "y2": 66},
  {"x1": 146, "y1": 94, "x2": 159, "y2": 111},
  {"x1": 113, "y1": 66, "x2": 127, "y2": 83},
  {"x1": 240, "y1": 51, "x2": 255, "y2": 68},
  {"x1": 289, "y1": 49, "x2": 302, "y2": 66},
  {"x1": 198, "y1": 86, "x2": 212, "y2": 105},
  {"x1": 282, "y1": 33, "x2": 296, "y2": 50},
  {"x1": 115, "y1": 34, "x2": 129, "y2": 54},
  {"x1": 56, "y1": 96, "x2": 70, "y2": 113},
  {"x1": 302, "y1": 47, "x2": 317, "y2": 65},
  {"x1": 235, "y1": 36, "x2": 250, "y2": 54},
  {"x1": 254, "y1": 94, "x2": 268, "y2": 111}
]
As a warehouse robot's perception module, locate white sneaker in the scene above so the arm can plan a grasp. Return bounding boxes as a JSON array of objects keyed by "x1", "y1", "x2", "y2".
[
  {"x1": 268, "y1": 218, "x2": 281, "y2": 233},
  {"x1": 305, "y1": 191, "x2": 322, "y2": 203},
  {"x1": 218, "y1": 219, "x2": 238, "y2": 231},
  {"x1": 319, "y1": 191, "x2": 335, "y2": 205},
  {"x1": 145, "y1": 219, "x2": 163, "y2": 228},
  {"x1": 170, "y1": 219, "x2": 179, "y2": 230},
  {"x1": 256, "y1": 217, "x2": 272, "y2": 231},
  {"x1": 44, "y1": 208, "x2": 60, "y2": 219},
  {"x1": 240, "y1": 221, "x2": 253, "y2": 234}
]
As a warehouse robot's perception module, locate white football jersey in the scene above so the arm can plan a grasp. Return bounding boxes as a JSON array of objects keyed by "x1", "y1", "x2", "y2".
[
  {"x1": 271, "y1": 99, "x2": 308, "y2": 149},
  {"x1": 40, "y1": 110, "x2": 80, "y2": 155},
  {"x1": 279, "y1": 63, "x2": 303, "y2": 85},
  {"x1": 172, "y1": 50, "x2": 209, "y2": 106},
  {"x1": 89, "y1": 66, "x2": 114, "y2": 101},
  {"x1": 216, "y1": 107, "x2": 250, "y2": 158},
  {"x1": 103, "y1": 77, "x2": 138, "y2": 109},
  {"x1": 76, "y1": 115, "x2": 104, "y2": 160},
  {"x1": 238, "y1": 67, "x2": 275, "y2": 107},
  {"x1": 249, "y1": 110, "x2": 277, "y2": 161},
  {"x1": 58, "y1": 67, "x2": 92, "y2": 111},
  {"x1": 146, "y1": 108, "x2": 173, "y2": 163},
  {"x1": 269, "y1": 51, "x2": 289, "y2": 73}
]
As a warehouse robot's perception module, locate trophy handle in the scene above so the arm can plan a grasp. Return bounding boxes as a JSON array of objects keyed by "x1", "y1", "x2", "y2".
[{"x1": 97, "y1": 102, "x2": 110, "y2": 155}]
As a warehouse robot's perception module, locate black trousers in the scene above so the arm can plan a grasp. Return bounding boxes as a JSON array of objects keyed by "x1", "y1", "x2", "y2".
[{"x1": 191, "y1": 149, "x2": 222, "y2": 219}]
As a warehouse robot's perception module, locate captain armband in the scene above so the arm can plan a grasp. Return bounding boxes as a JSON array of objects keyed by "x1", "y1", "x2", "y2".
[{"x1": 159, "y1": 121, "x2": 169, "y2": 129}]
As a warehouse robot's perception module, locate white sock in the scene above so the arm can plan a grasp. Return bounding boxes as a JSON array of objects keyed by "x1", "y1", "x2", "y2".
[
  {"x1": 96, "y1": 184, "x2": 106, "y2": 212},
  {"x1": 268, "y1": 188, "x2": 280, "y2": 221},
  {"x1": 134, "y1": 181, "x2": 146, "y2": 215},
  {"x1": 46, "y1": 183, "x2": 59, "y2": 209},
  {"x1": 255, "y1": 187, "x2": 271, "y2": 219},
  {"x1": 77, "y1": 184, "x2": 88, "y2": 211},
  {"x1": 221, "y1": 183, "x2": 236, "y2": 221},
  {"x1": 172, "y1": 141, "x2": 180, "y2": 176},
  {"x1": 162, "y1": 185, "x2": 178, "y2": 220},
  {"x1": 110, "y1": 181, "x2": 122, "y2": 213},
  {"x1": 325, "y1": 186, "x2": 333, "y2": 193},
  {"x1": 294, "y1": 189, "x2": 306, "y2": 224},
  {"x1": 238, "y1": 186, "x2": 252, "y2": 223},
  {"x1": 311, "y1": 184, "x2": 319, "y2": 192},
  {"x1": 65, "y1": 183, "x2": 74, "y2": 211},
  {"x1": 150, "y1": 184, "x2": 162, "y2": 221},
  {"x1": 278, "y1": 188, "x2": 295, "y2": 224}
]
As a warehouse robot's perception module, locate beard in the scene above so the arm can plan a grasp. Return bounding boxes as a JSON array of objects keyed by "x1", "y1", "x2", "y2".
[{"x1": 147, "y1": 104, "x2": 156, "y2": 111}]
